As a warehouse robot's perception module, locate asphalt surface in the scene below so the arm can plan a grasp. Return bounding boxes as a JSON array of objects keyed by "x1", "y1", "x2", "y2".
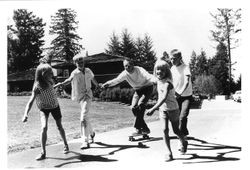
[{"x1": 7, "y1": 99, "x2": 244, "y2": 170}]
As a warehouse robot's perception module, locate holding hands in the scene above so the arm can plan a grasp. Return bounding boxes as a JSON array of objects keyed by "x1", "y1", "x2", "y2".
[
  {"x1": 145, "y1": 108, "x2": 155, "y2": 116},
  {"x1": 54, "y1": 82, "x2": 63, "y2": 89},
  {"x1": 101, "y1": 83, "x2": 109, "y2": 89}
]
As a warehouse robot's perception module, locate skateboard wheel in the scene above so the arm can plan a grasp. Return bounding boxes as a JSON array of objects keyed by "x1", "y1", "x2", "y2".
[
  {"x1": 138, "y1": 142, "x2": 143, "y2": 147},
  {"x1": 129, "y1": 137, "x2": 135, "y2": 141}
]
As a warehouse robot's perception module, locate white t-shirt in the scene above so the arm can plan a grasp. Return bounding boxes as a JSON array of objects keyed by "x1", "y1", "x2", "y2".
[
  {"x1": 107, "y1": 66, "x2": 154, "y2": 90},
  {"x1": 171, "y1": 63, "x2": 193, "y2": 96},
  {"x1": 69, "y1": 68, "x2": 94, "y2": 102}
]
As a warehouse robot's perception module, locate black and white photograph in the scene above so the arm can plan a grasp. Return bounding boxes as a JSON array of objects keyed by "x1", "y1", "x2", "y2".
[{"x1": 1, "y1": 0, "x2": 248, "y2": 169}]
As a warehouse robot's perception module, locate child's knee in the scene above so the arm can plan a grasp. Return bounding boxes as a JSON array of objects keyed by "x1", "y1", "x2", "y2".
[{"x1": 56, "y1": 123, "x2": 63, "y2": 131}]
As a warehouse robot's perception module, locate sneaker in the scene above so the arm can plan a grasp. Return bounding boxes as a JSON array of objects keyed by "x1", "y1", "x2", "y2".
[
  {"x1": 89, "y1": 132, "x2": 95, "y2": 143},
  {"x1": 180, "y1": 141, "x2": 188, "y2": 154},
  {"x1": 132, "y1": 129, "x2": 142, "y2": 135},
  {"x1": 165, "y1": 154, "x2": 173, "y2": 162},
  {"x1": 80, "y1": 142, "x2": 90, "y2": 149},
  {"x1": 63, "y1": 145, "x2": 69, "y2": 154},
  {"x1": 36, "y1": 153, "x2": 46, "y2": 161},
  {"x1": 141, "y1": 129, "x2": 150, "y2": 135}
]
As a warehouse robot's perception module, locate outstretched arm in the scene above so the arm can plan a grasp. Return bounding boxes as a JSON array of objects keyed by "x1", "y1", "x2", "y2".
[
  {"x1": 22, "y1": 90, "x2": 37, "y2": 122},
  {"x1": 102, "y1": 72, "x2": 126, "y2": 88},
  {"x1": 54, "y1": 77, "x2": 72, "y2": 88}
]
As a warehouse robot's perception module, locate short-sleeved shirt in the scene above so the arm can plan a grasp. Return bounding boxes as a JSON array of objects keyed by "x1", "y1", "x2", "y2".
[
  {"x1": 107, "y1": 66, "x2": 154, "y2": 90},
  {"x1": 171, "y1": 63, "x2": 193, "y2": 96},
  {"x1": 34, "y1": 83, "x2": 59, "y2": 110},
  {"x1": 157, "y1": 78, "x2": 179, "y2": 112},
  {"x1": 69, "y1": 68, "x2": 94, "y2": 102}
]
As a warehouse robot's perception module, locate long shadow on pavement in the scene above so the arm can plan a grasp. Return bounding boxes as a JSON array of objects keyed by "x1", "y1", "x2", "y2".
[
  {"x1": 48, "y1": 151, "x2": 118, "y2": 168},
  {"x1": 170, "y1": 136, "x2": 241, "y2": 164},
  {"x1": 90, "y1": 137, "x2": 162, "y2": 155},
  {"x1": 47, "y1": 137, "x2": 162, "y2": 168},
  {"x1": 93, "y1": 141, "x2": 150, "y2": 155}
]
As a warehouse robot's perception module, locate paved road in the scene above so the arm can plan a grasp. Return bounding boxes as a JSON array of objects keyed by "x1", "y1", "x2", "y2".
[{"x1": 7, "y1": 99, "x2": 244, "y2": 170}]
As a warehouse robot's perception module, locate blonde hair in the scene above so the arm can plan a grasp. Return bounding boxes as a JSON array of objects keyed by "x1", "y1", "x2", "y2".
[
  {"x1": 154, "y1": 59, "x2": 172, "y2": 80},
  {"x1": 35, "y1": 64, "x2": 53, "y2": 89},
  {"x1": 73, "y1": 51, "x2": 87, "y2": 63}
]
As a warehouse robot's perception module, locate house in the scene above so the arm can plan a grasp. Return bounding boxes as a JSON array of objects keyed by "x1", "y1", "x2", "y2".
[
  {"x1": 52, "y1": 52, "x2": 127, "y2": 83},
  {"x1": 8, "y1": 53, "x2": 127, "y2": 92},
  {"x1": 7, "y1": 68, "x2": 36, "y2": 92}
]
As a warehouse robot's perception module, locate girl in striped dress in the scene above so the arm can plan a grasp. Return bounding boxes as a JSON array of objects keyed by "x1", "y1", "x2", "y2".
[{"x1": 22, "y1": 64, "x2": 69, "y2": 161}]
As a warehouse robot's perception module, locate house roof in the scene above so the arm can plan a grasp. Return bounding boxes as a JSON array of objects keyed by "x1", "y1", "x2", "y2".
[
  {"x1": 51, "y1": 53, "x2": 127, "y2": 69},
  {"x1": 85, "y1": 53, "x2": 126, "y2": 63}
]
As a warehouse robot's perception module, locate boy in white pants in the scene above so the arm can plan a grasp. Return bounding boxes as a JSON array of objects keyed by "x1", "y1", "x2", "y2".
[{"x1": 54, "y1": 52, "x2": 100, "y2": 149}]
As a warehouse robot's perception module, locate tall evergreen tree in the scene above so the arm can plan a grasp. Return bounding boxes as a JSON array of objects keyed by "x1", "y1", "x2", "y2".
[
  {"x1": 120, "y1": 29, "x2": 136, "y2": 59},
  {"x1": 208, "y1": 42, "x2": 230, "y2": 95},
  {"x1": 134, "y1": 36, "x2": 144, "y2": 63},
  {"x1": 105, "y1": 32, "x2": 121, "y2": 55},
  {"x1": 210, "y1": 8, "x2": 241, "y2": 93},
  {"x1": 141, "y1": 34, "x2": 156, "y2": 70},
  {"x1": 189, "y1": 51, "x2": 197, "y2": 82},
  {"x1": 105, "y1": 29, "x2": 156, "y2": 71},
  {"x1": 189, "y1": 50, "x2": 208, "y2": 81},
  {"x1": 49, "y1": 8, "x2": 83, "y2": 62},
  {"x1": 196, "y1": 50, "x2": 208, "y2": 76},
  {"x1": 10, "y1": 9, "x2": 45, "y2": 71}
]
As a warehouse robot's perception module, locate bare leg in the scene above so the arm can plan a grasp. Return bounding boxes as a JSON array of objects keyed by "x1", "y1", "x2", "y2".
[
  {"x1": 55, "y1": 118, "x2": 68, "y2": 146},
  {"x1": 40, "y1": 111, "x2": 48, "y2": 155},
  {"x1": 160, "y1": 117, "x2": 172, "y2": 156}
]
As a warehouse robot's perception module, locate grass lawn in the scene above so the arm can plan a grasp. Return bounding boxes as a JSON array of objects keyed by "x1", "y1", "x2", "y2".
[{"x1": 7, "y1": 96, "x2": 159, "y2": 154}]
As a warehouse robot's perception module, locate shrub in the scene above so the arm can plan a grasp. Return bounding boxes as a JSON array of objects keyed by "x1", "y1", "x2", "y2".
[
  {"x1": 7, "y1": 91, "x2": 32, "y2": 96},
  {"x1": 193, "y1": 74, "x2": 220, "y2": 96},
  {"x1": 99, "y1": 86, "x2": 134, "y2": 104}
]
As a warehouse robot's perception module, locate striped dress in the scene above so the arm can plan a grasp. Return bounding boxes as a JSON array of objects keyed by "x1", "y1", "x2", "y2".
[{"x1": 34, "y1": 83, "x2": 59, "y2": 110}]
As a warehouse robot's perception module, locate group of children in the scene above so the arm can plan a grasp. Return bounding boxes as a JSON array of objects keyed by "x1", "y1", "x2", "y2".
[{"x1": 23, "y1": 49, "x2": 192, "y2": 162}]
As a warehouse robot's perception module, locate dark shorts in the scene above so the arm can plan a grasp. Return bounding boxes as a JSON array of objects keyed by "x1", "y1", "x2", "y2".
[
  {"x1": 40, "y1": 106, "x2": 62, "y2": 121},
  {"x1": 159, "y1": 109, "x2": 180, "y2": 122}
]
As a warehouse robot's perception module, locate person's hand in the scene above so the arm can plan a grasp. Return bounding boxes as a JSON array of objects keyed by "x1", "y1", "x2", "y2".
[
  {"x1": 175, "y1": 92, "x2": 181, "y2": 99},
  {"x1": 54, "y1": 82, "x2": 62, "y2": 89},
  {"x1": 97, "y1": 83, "x2": 102, "y2": 90},
  {"x1": 22, "y1": 115, "x2": 28, "y2": 122},
  {"x1": 54, "y1": 82, "x2": 64, "y2": 89},
  {"x1": 145, "y1": 108, "x2": 154, "y2": 116},
  {"x1": 101, "y1": 83, "x2": 108, "y2": 89}
]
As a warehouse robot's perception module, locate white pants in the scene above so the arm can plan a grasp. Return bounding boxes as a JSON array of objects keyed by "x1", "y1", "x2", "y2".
[{"x1": 79, "y1": 98, "x2": 93, "y2": 142}]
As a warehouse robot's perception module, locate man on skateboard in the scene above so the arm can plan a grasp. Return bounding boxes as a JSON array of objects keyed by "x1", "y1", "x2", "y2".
[{"x1": 102, "y1": 59, "x2": 155, "y2": 135}]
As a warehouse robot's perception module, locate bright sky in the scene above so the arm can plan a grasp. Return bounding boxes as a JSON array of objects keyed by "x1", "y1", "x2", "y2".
[{"x1": 3, "y1": 0, "x2": 244, "y2": 79}]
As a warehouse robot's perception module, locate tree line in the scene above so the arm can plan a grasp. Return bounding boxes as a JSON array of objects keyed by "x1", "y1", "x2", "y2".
[{"x1": 7, "y1": 8, "x2": 241, "y2": 95}]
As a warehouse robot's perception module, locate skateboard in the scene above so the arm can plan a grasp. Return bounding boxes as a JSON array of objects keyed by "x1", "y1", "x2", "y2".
[{"x1": 128, "y1": 133, "x2": 150, "y2": 141}]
